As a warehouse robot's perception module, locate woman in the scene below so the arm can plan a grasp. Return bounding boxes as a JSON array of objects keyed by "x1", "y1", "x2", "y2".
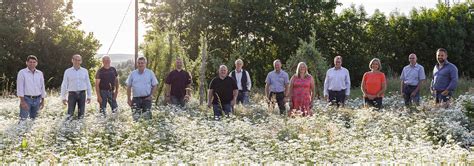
[
  {"x1": 288, "y1": 62, "x2": 315, "y2": 116},
  {"x1": 361, "y1": 58, "x2": 387, "y2": 109}
]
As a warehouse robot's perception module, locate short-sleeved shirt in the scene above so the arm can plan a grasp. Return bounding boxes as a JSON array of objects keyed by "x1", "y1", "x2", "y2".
[
  {"x1": 363, "y1": 72, "x2": 386, "y2": 96},
  {"x1": 400, "y1": 63, "x2": 425, "y2": 86},
  {"x1": 165, "y1": 69, "x2": 192, "y2": 98},
  {"x1": 126, "y1": 69, "x2": 159, "y2": 97},
  {"x1": 209, "y1": 76, "x2": 238, "y2": 104},
  {"x1": 96, "y1": 67, "x2": 118, "y2": 90},
  {"x1": 265, "y1": 70, "x2": 289, "y2": 93},
  {"x1": 432, "y1": 61, "x2": 458, "y2": 91}
]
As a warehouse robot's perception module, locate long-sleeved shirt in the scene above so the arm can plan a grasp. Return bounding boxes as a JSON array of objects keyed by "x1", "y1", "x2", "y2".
[
  {"x1": 400, "y1": 63, "x2": 426, "y2": 86},
  {"x1": 60, "y1": 67, "x2": 92, "y2": 100},
  {"x1": 230, "y1": 69, "x2": 252, "y2": 91},
  {"x1": 16, "y1": 68, "x2": 47, "y2": 98},
  {"x1": 324, "y1": 67, "x2": 351, "y2": 96},
  {"x1": 431, "y1": 61, "x2": 458, "y2": 91}
]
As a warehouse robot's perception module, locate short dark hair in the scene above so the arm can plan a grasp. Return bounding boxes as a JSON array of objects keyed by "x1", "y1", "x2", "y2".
[
  {"x1": 437, "y1": 48, "x2": 448, "y2": 55},
  {"x1": 26, "y1": 55, "x2": 38, "y2": 62}
]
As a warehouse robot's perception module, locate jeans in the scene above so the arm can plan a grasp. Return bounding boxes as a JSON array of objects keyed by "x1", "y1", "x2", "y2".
[
  {"x1": 19, "y1": 96, "x2": 41, "y2": 120},
  {"x1": 328, "y1": 90, "x2": 346, "y2": 107},
  {"x1": 364, "y1": 97, "x2": 383, "y2": 109},
  {"x1": 213, "y1": 104, "x2": 232, "y2": 118},
  {"x1": 170, "y1": 95, "x2": 185, "y2": 107},
  {"x1": 67, "y1": 91, "x2": 86, "y2": 119},
  {"x1": 237, "y1": 91, "x2": 250, "y2": 105},
  {"x1": 435, "y1": 90, "x2": 453, "y2": 103},
  {"x1": 99, "y1": 90, "x2": 118, "y2": 115},
  {"x1": 132, "y1": 96, "x2": 152, "y2": 121},
  {"x1": 403, "y1": 85, "x2": 420, "y2": 106},
  {"x1": 270, "y1": 92, "x2": 286, "y2": 115}
]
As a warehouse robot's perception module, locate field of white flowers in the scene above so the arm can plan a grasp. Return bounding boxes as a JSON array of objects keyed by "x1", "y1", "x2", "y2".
[{"x1": 1, "y1": 93, "x2": 474, "y2": 164}]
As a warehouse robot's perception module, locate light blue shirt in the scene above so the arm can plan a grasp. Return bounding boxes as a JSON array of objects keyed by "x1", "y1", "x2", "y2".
[
  {"x1": 324, "y1": 67, "x2": 351, "y2": 96},
  {"x1": 60, "y1": 67, "x2": 92, "y2": 100},
  {"x1": 126, "y1": 69, "x2": 158, "y2": 97},
  {"x1": 265, "y1": 70, "x2": 289, "y2": 93},
  {"x1": 400, "y1": 63, "x2": 426, "y2": 86}
]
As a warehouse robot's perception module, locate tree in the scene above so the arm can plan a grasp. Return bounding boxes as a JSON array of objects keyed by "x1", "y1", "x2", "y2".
[{"x1": 0, "y1": 0, "x2": 100, "y2": 90}]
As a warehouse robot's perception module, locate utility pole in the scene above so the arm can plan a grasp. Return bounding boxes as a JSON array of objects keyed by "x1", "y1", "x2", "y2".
[{"x1": 134, "y1": 0, "x2": 139, "y2": 69}]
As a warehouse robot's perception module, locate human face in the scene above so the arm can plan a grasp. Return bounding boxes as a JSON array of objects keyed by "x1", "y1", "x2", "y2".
[
  {"x1": 371, "y1": 61, "x2": 380, "y2": 71},
  {"x1": 219, "y1": 66, "x2": 228, "y2": 78},
  {"x1": 437, "y1": 51, "x2": 447, "y2": 64},
  {"x1": 235, "y1": 61, "x2": 243, "y2": 71},
  {"x1": 299, "y1": 64, "x2": 307, "y2": 75},
  {"x1": 26, "y1": 59, "x2": 38, "y2": 71},
  {"x1": 102, "y1": 56, "x2": 111, "y2": 68},
  {"x1": 176, "y1": 59, "x2": 183, "y2": 70},
  {"x1": 334, "y1": 58, "x2": 342, "y2": 68},
  {"x1": 137, "y1": 59, "x2": 146, "y2": 71},
  {"x1": 408, "y1": 54, "x2": 417, "y2": 65},
  {"x1": 72, "y1": 55, "x2": 82, "y2": 68},
  {"x1": 274, "y1": 61, "x2": 282, "y2": 71}
]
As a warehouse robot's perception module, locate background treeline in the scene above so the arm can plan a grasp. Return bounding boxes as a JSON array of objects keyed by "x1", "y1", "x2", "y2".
[
  {"x1": 140, "y1": 0, "x2": 474, "y2": 97},
  {"x1": 0, "y1": 0, "x2": 100, "y2": 92},
  {"x1": 0, "y1": 0, "x2": 473, "y2": 96}
]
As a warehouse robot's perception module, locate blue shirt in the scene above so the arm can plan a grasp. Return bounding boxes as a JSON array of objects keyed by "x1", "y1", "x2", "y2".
[
  {"x1": 265, "y1": 70, "x2": 289, "y2": 93},
  {"x1": 126, "y1": 69, "x2": 159, "y2": 97},
  {"x1": 431, "y1": 61, "x2": 458, "y2": 91},
  {"x1": 400, "y1": 63, "x2": 426, "y2": 86}
]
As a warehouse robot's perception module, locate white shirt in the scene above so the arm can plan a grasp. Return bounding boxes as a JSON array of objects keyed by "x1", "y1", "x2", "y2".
[
  {"x1": 232, "y1": 69, "x2": 252, "y2": 91},
  {"x1": 16, "y1": 68, "x2": 47, "y2": 98},
  {"x1": 324, "y1": 67, "x2": 351, "y2": 96},
  {"x1": 60, "y1": 67, "x2": 92, "y2": 100}
]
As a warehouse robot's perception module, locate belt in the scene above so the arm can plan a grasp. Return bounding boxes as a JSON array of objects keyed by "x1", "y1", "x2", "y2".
[
  {"x1": 329, "y1": 89, "x2": 346, "y2": 92},
  {"x1": 134, "y1": 95, "x2": 150, "y2": 99},
  {"x1": 405, "y1": 85, "x2": 418, "y2": 88},
  {"x1": 68, "y1": 90, "x2": 85, "y2": 93},
  {"x1": 24, "y1": 95, "x2": 41, "y2": 99}
]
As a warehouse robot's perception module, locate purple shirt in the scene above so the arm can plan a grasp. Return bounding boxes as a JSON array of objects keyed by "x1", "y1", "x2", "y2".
[
  {"x1": 165, "y1": 70, "x2": 192, "y2": 98},
  {"x1": 16, "y1": 68, "x2": 47, "y2": 98},
  {"x1": 95, "y1": 67, "x2": 118, "y2": 90},
  {"x1": 431, "y1": 61, "x2": 458, "y2": 91}
]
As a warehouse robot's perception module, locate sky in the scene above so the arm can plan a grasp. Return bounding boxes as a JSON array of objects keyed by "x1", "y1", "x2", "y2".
[{"x1": 72, "y1": 0, "x2": 458, "y2": 55}]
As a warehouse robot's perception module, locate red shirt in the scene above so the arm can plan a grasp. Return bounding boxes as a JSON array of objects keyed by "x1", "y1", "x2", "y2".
[{"x1": 363, "y1": 72, "x2": 386, "y2": 96}]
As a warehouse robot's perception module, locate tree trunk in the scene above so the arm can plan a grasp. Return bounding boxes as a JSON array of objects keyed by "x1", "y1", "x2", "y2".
[{"x1": 199, "y1": 35, "x2": 208, "y2": 105}]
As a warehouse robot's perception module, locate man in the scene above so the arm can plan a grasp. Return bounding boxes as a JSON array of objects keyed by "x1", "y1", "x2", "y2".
[
  {"x1": 265, "y1": 59, "x2": 290, "y2": 115},
  {"x1": 229, "y1": 59, "x2": 252, "y2": 105},
  {"x1": 17, "y1": 55, "x2": 47, "y2": 120},
  {"x1": 431, "y1": 48, "x2": 458, "y2": 108},
  {"x1": 165, "y1": 58, "x2": 192, "y2": 107},
  {"x1": 208, "y1": 65, "x2": 238, "y2": 118},
  {"x1": 400, "y1": 53, "x2": 426, "y2": 106},
  {"x1": 95, "y1": 55, "x2": 119, "y2": 116},
  {"x1": 126, "y1": 57, "x2": 158, "y2": 121},
  {"x1": 61, "y1": 54, "x2": 92, "y2": 120},
  {"x1": 323, "y1": 56, "x2": 351, "y2": 107}
]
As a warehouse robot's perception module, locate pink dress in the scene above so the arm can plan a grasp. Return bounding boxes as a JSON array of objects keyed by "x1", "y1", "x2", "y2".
[{"x1": 290, "y1": 75, "x2": 313, "y2": 116}]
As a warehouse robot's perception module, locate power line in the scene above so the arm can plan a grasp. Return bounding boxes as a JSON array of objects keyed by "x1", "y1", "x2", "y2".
[{"x1": 106, "y1": 0, "x2": 133, "y2": 54}]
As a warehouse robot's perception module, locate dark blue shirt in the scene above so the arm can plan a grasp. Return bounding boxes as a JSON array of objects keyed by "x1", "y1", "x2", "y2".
[{"x1": 431, "y1": 61, "x2": 458, "y2": 91}]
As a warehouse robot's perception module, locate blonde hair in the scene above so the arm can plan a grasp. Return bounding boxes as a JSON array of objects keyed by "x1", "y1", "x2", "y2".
[
  {"x1": 235, "y1": 59, "x2": 243, "y2": 65},
  {"x1": 295, "y1": 62, "x2": 310, "y2": 78},
  {"x1": 369, "y1": 58, "x2": 382, "y2": 70}
]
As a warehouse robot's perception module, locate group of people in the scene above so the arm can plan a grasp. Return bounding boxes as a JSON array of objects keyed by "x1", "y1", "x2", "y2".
[{"x1": 16, "y1": 48, "x2": 458, "y2": 120}]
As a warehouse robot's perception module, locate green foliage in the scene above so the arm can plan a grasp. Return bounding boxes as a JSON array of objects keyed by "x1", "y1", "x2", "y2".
[
  {"x1": 0, "y1": 0, "x2": 100, "y2": 89},
  {"x1": 287, "y1": 30, "x2": 328, "y2": 98}
]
